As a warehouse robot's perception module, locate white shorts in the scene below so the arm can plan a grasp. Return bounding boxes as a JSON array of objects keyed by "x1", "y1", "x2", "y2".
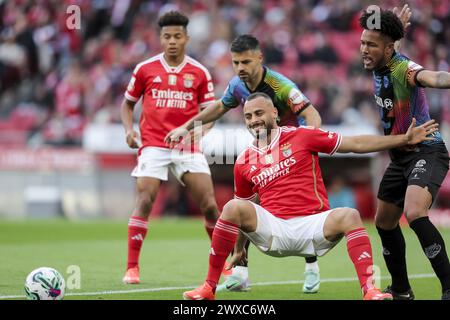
[
  {"x1": 242, "y1": 203, "x2": 342, "y2": 258},
  {"x1": 131, "y1": 147, "x2": 211, "y2": 186}
]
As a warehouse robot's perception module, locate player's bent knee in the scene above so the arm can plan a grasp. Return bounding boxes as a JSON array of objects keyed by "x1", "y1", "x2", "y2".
[
  {"x1": 405, "y1": 209, "x2": 427, "y2": 224},
  {"x1": 375, "y1": 213, "x2": 398, "y2": 230},
  {"x1": 222, "y1": 199, "x2": 248, "y2": 221},
  {"x1": 335, "y1": 208, "x2": 362, "y2": 230},
  {"x1": 346, "y1": 208, "x2": 363, "y2": 226},
  {"x1": 222, "y1": 199, "x2": 241, "y2": 217}
]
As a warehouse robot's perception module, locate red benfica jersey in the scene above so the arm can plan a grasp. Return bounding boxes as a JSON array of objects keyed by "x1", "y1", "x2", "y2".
[
  {"x1": 124, "y1": 53, "x2": 215, "y2": 150},
  {"x1": 234, "y1": 126, "x2": 342, "y2": 219}
]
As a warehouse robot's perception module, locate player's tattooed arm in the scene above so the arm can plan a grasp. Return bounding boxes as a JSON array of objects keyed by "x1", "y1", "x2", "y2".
[
  {"x1": 417, "y1": 70, "x2": 450, "y2": 89},
  {"x1": 299, "y1": 105, "x2": 322, "y2": 128},
  {"x1": 164, "y1": 100, "x2": 227, "y2": 147},
  {"x1": 337, "y1": 119, "x2": 439, "y2": 153},
  {"x1": 192, "y1": 121, "x2": 215, "y2": 145}
]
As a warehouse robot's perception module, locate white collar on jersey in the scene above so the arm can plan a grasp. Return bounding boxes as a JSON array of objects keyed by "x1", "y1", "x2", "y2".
[
  {"x1": 159, "y1": 53, "x2": 188, "y2": 74},
  {"x1": 250, "y1": 127, "x2": 282, "y2": 154}
]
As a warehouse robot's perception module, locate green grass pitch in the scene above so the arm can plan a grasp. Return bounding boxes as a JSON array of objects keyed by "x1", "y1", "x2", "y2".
[{"x1": 0, "y1": 218, "x2": 448, "y2": 300}]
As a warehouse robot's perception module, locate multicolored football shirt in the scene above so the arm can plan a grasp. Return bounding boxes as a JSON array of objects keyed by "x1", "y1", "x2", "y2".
[
  {"x1": 221, "y1": 67, "x2": 311, "y2": 126},
  {"x1": 234, "y1": 126, "x2": 342, "y2": 219},
  {"x1": 372, "y1": 52, "x2": 445, "y2": 160}
]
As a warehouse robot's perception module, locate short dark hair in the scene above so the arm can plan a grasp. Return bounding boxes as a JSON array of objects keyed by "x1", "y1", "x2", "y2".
[
  {"x1": 246, "y1": 92, "x2": 272, "y2": 104},
  {"x1": 158, "y1": 11, "x2": 189, "y2": 29},
  {"x1": 230, "y1": 34, "x2": 260, "y2": 53},
  {"x1": 359, "y1": 7, "x2": 404, "y2": 41}
]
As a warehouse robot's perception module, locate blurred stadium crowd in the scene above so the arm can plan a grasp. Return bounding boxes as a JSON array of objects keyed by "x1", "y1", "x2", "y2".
[{"x1": 0, "y1": 0, "x2": 448, "y2": 146}]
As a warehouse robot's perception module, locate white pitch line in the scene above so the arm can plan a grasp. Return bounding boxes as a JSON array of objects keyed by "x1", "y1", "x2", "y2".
[{"x1": 0, "y1": 273, "x2": 435, "y2": 299}]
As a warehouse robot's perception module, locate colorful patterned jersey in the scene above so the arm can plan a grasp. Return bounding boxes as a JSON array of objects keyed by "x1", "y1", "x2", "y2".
[
  {"x1": 372, "y1": 52, "x2": 444, "y2": 160},
  {"x1": 234, "y1": 126, "x2": 342, "y2": 219},
  {"x1": 221, "y1": 67, "x2": 311, "y2": 126}
]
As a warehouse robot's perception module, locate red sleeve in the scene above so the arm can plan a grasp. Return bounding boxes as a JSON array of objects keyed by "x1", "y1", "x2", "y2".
[
  {"x1": 197, "y1": 69, "x2": 215, "y2": 109},
  {"x1": 233, "y1": 163, "x2": 256, "y2": 200},
  {"x1": 124, "y1": 65, "x2": 145, "y2": 102},
  {"x1": 300, "y1": 127, "x2": 342, "y2": 155}
]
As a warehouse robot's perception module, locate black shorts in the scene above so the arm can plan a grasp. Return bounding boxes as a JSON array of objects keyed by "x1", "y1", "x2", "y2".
[{"x1": 377, "y1": 148, "x2": 449, "y2": 208}]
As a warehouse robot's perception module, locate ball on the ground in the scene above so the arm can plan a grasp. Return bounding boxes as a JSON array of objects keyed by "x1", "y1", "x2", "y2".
[{"x1": 24, "y1": 267, "x2": 65, "y2": 300}]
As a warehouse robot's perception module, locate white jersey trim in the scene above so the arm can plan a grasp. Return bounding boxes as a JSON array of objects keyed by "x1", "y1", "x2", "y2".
[
  {"x1": 330, "y1": 134, "x2": 342, "y2": 155},
  {"x1": 159, "y1": 54, "x2": 188, "y2": 74},
  {"x1": 125, "y1": 55, "x2": 161, "y2": 101},
  {"x1": 236, "y1": 148, "x2": 250, "y2": 164},
  {"x1": 234, "y1": 194, "x2": 258, "y2": 201},
  {"x1": 124, "y1": 91, "x2": 139, "y2": 102},
  {"x1": 186, "y1": 56, "x2": 213, "y2": 81},
  {"x1": 281, "y1": 126, "x2": 297, "y2": 132},
  {"x1": 133, "y1": 54, "x2": 161, "y2": 75},
  {"x1": 250, "y1": 127, "x2": 282, "y2": 153}
]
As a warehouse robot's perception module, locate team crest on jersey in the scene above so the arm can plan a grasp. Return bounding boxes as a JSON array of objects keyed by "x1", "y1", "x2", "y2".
[
  {"x1": 264, "y1": 154, "x2": 274, "y2": 164},
  {"x1": 183, "y1": 74, "x2": 194, "y2": 88},
  {"x1": 281, "y1": 143, "x2": 292, "y2": 157},
  {"x1": 168, "y1": 74, "x2": 177, "y2": 86}
]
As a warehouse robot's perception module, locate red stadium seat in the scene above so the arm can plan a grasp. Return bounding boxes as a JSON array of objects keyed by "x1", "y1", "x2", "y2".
[{"x1": 327, "y1": 31, "x2": 361, "y2": 65}]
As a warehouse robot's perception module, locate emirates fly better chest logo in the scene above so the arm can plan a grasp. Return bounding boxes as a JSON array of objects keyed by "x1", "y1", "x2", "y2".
[
  {"x1": 251, "y1": 156, "x2": 297, "y2": 188},
  {"x1": 152, "y1": 88, "x2": 193, "y2": 109}
]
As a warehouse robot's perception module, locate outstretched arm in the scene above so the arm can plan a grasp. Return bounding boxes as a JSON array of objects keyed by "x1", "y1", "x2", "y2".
[
  {"x1": 416, "y1": 70, "x2": 450, "y2": 89},
  {"x1": 164, "y1": 100, "x2": 229, "y2": 146},
  {"x1": 337, "y1": 119, "x2": 438, "y2": 154},
  {"x1": 299, "y1": 105, "x2": 322, "y2": 128}
]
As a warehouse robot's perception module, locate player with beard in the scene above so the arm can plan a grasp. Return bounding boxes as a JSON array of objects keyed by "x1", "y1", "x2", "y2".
[
  {"x1": 359, "y1": 7, "x2": 450, "y2": 300},
  {"x1": 165, "y1": 34, "x2": 323, "y2": 294},
  {"x1": 182, "y1": 92, "x2": 438, "y2": 300}
]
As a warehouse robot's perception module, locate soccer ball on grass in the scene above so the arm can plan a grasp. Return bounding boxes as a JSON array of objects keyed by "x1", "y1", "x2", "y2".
[{"x1": 24, "y1": 267, "x2": 65, "y2": 300}]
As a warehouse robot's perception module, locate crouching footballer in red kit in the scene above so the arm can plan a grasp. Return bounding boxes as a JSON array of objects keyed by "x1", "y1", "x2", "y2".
[{"x1": 183, "y1": 92, "x2": 439, "y2": 300}]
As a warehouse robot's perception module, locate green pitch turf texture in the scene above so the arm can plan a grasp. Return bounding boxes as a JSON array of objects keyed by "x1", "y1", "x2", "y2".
[{"x1": 0, "y1": 218, "x2": 448, "y2": 300}]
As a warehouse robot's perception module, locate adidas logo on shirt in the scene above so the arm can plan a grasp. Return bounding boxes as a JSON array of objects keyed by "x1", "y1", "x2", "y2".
[{"x1": 153, "y1": 76, "x2": 162, "y2": 83}]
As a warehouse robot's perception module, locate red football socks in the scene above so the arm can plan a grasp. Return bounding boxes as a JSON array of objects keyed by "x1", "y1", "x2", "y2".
[
  {"x1": 346, "y1": 227, "x2": 375, "y2": 295},
  {"x1": 206, "y1": 219, "x2": 239, "y2": 289},
  {"x1": 127, "y1": 215, "x2": 148, "y2": 270}
]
